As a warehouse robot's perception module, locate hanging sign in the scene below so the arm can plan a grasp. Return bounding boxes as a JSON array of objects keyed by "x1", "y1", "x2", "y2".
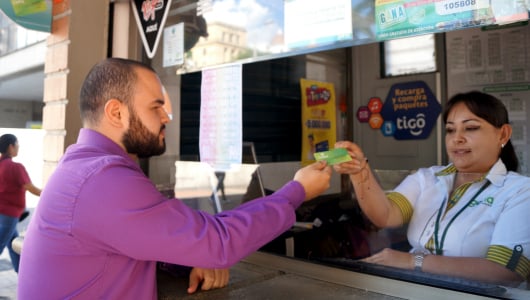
[
  {"x1": 163, "y1": 22, "x2": 184, "y2": 67},
  {"x1": 199, "y1": 64, "x2": 243, "y2": 171},
  {"x1": 380, "y1": 81, "x2": 441, "y2": 140},
  {"x1": 300, "y1": 79, "x2": 337, "y2": 166},
  {"x1": 131, "y1": 0, "x2": 172, "y2": 58},
  {"x1": 284, "y1": 0, "x2": 353, "y2": 49},
  {"x1": 375, "y1": 0, "x2": 530, "y2": 41}
]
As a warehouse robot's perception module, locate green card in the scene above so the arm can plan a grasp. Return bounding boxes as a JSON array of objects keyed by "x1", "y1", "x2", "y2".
[{"x1": 314, "y1": 148, "x2": 352, "y2": 165}]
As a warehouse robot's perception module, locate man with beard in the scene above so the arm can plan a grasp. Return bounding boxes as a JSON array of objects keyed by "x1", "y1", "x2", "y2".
[{"x1": 17, "y1": 58, "x2": 332, "y2": 299}]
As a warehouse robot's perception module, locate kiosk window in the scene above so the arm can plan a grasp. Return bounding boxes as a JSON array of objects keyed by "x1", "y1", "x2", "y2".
[{"x1": 180, "y1": 56, "x2": 303, "y2": 163}]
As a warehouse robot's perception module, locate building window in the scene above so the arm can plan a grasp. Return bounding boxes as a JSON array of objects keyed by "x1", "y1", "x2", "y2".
[{"x1": 0, "y1": 12, "x2": 48, "y2": 56}]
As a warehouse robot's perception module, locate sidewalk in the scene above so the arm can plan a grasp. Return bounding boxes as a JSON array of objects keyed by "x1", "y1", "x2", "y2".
[
  {"x1": 0, "y1": 248, "x2": 17, "y2": 300},
  {"x1": 0, "y1": 210, "x2": 33, "y2": 300}
]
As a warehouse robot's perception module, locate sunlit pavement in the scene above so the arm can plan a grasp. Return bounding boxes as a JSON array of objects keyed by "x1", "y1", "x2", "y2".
[
  {"x1": 0, "y1": 248, "x2": 17, "y2": 300},
  {"x1": 0, "y1": 209, "x2": 34, "y2": 300}
]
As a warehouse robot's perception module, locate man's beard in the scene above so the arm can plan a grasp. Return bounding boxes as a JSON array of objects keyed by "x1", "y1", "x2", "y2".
[{"x1": 122, "y1": 108, "x2": 166, "y2": 158}]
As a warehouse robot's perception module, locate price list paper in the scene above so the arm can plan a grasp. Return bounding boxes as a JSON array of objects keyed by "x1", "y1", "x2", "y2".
[
  {"x1": 199, "y1": 64, "x2": 243, "y2": 171},
  {"x1": 446, "y1": 24, "x2": 530, "y2": 175}
]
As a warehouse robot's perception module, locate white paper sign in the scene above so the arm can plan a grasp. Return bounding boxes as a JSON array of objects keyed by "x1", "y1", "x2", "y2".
[
  {"x1": 163, "y1": 23, "x2": 184, "y2": 67},
  {"x1": 199, "y1": 64, "x2": 243, "y2": 171},
  {"x1": 284, "y1": 0, "x2": 352, "y2": 49}
]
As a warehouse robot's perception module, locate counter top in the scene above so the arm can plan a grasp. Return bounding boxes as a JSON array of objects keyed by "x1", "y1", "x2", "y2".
[
  {"x1": 157, "y1": 253, "x2": 401, "y2": 300},
  {"x1": 15, "y1": 235, "x2": 510, "y2": 299},
  {"x1": 157, "y1": 251, "x2": 508, "y2": 300}
]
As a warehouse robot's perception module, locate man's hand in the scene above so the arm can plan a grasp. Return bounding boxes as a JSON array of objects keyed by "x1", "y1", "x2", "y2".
[
  {"x1": 187, "y1": 267, "x2": 230, "y2": 294},
  {"x1": 294, "y1": 161, "x2": 332, "y2": 201}
]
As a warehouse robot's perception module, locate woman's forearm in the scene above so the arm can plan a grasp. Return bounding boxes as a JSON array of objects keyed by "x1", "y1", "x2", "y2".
[
  {"x1": 24, "y1": 183, "x2": 41, "y2": 196},
  {"x1": 349, "y1": 164, "x2": 403, "y2": 228},
  {"x1": 423, "y1": 254, "x2": 522, "y2": 286}
]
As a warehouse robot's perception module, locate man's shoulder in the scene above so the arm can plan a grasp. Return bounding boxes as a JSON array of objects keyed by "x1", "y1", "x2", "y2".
[{"x1": 57, "y1": 145, "x2": 136, "y2": 179}]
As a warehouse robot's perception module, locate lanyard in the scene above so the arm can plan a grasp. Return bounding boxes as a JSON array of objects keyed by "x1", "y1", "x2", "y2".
[{"x1": 433, "y1": 181, "x2": 491, "y2": 255}]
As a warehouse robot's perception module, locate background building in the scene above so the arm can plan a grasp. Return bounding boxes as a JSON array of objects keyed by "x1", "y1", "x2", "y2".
[{"x1": 0, "y1": 12, "x2": 46, "y2": 128}]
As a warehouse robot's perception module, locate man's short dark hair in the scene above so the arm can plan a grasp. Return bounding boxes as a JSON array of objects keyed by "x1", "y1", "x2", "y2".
[{"x1": 79, "y1": 58, "x2": 156, "y2": 125}]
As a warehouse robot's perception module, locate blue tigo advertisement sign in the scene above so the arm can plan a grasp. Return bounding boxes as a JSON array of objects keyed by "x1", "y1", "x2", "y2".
[{"x1": 380, "y1": 81, "x2": 441, "y2": 140}]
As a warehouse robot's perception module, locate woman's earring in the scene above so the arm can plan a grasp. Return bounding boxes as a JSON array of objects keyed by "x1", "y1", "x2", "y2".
[{"x1": 501, "y1": 143, "x2": 505, "y2": 148}]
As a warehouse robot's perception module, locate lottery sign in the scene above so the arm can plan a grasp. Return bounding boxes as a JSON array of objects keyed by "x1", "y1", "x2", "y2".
[{"x1": 374, "y1": 0, "x2": 528, "y2": 40}]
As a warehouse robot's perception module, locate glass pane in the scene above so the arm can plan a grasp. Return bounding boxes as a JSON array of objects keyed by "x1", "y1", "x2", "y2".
[{"x1": 384, "y1": 34, "x2": 436, "y2": 77}]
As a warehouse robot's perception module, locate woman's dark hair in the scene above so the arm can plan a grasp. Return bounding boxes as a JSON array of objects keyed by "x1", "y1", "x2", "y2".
[
  {"x1": 0, "y1": 134, "x2": 17, "y2": 154},
  {"x1": 442, "y1": 91, "x2": 518, "y2": 172}
]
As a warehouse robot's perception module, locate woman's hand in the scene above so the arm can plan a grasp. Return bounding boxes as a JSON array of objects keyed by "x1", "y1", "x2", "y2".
[
  {"x1": 361, "y1": 248, "x2": 414, "y2": 270},
  {"x1": 187, "y1": 267, "x2": 230, "y2": 294},
  {"x1": 333, "y1": 141, "x2": 368, "y2": 176}
]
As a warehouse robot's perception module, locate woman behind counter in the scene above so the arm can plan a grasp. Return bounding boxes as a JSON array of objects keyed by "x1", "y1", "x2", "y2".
[
  {"x1": 334, "y1": 91, "x2": 529, "y2": 286},
  {"x1": 0, "y1": 134, "x2": 41, "y2": 272}
]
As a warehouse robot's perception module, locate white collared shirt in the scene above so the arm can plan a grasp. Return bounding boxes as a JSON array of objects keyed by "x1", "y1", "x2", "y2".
[{"x1": 393, "y1": 159, "x2": 530, "y2": 260}]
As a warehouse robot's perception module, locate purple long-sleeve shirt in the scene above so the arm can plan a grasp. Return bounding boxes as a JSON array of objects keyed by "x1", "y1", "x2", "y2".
[{"x1": 18, "y1": 129, "x2": 305, "y2": 299}]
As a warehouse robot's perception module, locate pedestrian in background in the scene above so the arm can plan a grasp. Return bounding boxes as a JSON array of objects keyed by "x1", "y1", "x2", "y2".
[{"x1": 0, "y1": 133, "x2": 41, "y2": 272}]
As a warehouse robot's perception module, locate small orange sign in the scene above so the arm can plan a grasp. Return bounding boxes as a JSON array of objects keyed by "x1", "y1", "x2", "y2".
[
  {"x1": 368, "y1": 97, "x2": 383, "y2": 113},
  {"x1": 369, "y1": 113, "x2": 383, "y2": 129}
]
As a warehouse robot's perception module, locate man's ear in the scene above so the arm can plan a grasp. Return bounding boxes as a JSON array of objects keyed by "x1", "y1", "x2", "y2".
[{"x1": 104, "y1": 99, "x2": 126, "y2": 128}]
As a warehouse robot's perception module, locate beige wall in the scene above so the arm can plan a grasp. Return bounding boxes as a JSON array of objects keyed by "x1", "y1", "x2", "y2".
[
  {"x1": 42, "y1": 0, "x2": 110, "y2": 182},
  {"x1": 42, "y1": 0, "x2": 173, "y2": 185},
  {"x1": 351, "y1": 42, "x2": 442, "y2": 170}
]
